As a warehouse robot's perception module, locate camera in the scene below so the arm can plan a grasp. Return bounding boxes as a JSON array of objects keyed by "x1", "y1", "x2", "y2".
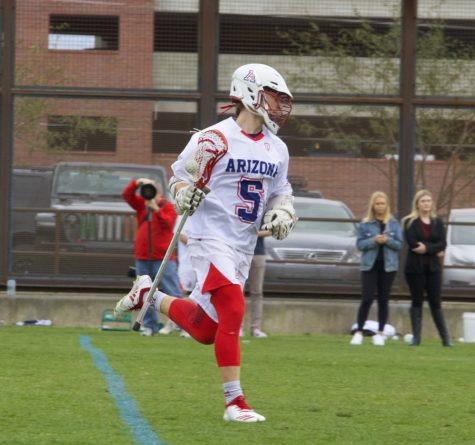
[{"x1": 140, "y1": 183, "x2": 157, "y2": 200}]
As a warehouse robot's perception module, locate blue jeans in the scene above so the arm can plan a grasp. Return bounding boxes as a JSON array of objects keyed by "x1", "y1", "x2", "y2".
[{"x1": 135, "y1": 259, "x2": 182, "y2": 333}]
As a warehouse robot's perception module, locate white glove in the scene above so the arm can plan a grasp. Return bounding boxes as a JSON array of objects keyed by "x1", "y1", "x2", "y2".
[
  {"x1": 174, "y1": 185, "x2": 208, "y2": 215},
  {"x1": 261, "y1": 207, "x2": 296, "y2": 240}
]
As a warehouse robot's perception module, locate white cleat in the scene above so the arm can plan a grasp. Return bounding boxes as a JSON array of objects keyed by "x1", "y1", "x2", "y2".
[
  {"x1": 158, "y1": 319, "x2": 175, "y2": 335},
  {"x1": 140, "y1": 327, "x2": 154, "y2": 337},
  {"x1": 251, "y1": 329, "x2": 268, "y2": 338},
  {"x1": 223, "y1": 396, "x2": 266, "y2": 423},
  {"x1": 114, "y1": 275, "x2": 152, "y2": 318},
  {"x1": 350, "y1": 332, "x2": 363, "y2": 345}
]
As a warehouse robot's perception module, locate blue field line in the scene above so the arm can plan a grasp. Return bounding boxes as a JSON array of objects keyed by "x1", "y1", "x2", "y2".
[{"x1": 80, "y1": 335, "x2": 165, "y2": 445}]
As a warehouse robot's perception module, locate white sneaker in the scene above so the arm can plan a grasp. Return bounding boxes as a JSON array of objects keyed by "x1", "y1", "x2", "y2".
[
  {"x1": 179, "y1": 330, "x2": 191, "y2": 338},
  {"x1": 114, "y1": 276, "x2": 152, "y2": 318},
  {"x1": 350, "y1": 332, "x2": 363, "y2": 345},
  {"x1": 159, "y1": 319, "x2": 175, "y2": 335},
  {"x1": 140, "y1": 327, "x2": 154, "y2": 337},
  {"x1": 372, "y1": 334, "x2": 385, "y2": 346},
  {"x1": 223, "y1": 396, "x2": 266, "y2": 423},
  {"x1": 251, "y1": 329, "x2": 268, "y2": 338}
]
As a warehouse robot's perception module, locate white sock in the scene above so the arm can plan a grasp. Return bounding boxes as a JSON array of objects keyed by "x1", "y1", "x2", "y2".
[
  {"x1": 152, "y1": 290, "x2": 167, "y2": 313},
  {"x1": 223, "y1": 380, "x2": 243, "y2": 405}
]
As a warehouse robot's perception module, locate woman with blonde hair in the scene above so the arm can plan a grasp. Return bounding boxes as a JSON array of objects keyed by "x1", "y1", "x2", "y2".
[
  {"x1": 350, "y1": 191, "x2": 403, "y2": 346},
  {"x1": 402, "y1": 189, "x2": 452, "y2": 346}
]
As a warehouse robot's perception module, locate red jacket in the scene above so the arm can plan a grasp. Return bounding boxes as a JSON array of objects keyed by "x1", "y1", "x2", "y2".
[{"x1": 122, "y1": 179, "x2": 177, "y2": 261}]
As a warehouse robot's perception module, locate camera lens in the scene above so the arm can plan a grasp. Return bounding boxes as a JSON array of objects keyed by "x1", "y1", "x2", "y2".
[{"x1": 140, "y1": 183, "x2": 157, "y2": 200}]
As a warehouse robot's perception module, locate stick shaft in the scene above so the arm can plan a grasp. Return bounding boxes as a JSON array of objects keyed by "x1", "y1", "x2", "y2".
[{"x1": 132, "y1": 212, "x2": 189, "y2": 331}]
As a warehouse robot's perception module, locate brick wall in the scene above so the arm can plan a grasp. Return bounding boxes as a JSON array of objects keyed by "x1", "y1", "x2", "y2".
[
  {"x1": 289, "y1": 157, "x2": 475, "y2": 217},
  {"x1": 153, "y1": 154, "x2": 475, "y2": 217},
  {"x1": 14, "y1": 125, "x2": 475, "y2": 218},
  {"x1": 12, "y1": 1, "x2": 475, "y2": 217},
  {"x1": 15, "y1": 0, "x2": 154, "y2": 88},
  {"x1": 14, "y1": 98, "x2": 154, "y2": 167}
]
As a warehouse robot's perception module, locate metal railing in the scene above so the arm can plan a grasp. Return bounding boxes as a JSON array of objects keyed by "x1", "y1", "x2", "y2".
[
  {"x1": 9, "y1": 209, "x2": 475, "y2": 300},
  {"x1": 12, "y1": 207, "x2": 136, "y2": 287}
]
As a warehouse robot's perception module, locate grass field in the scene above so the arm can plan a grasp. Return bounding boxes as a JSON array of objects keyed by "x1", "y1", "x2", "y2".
[{"x1": 1, "y1": 327, "x2": 474, "y2": 445}]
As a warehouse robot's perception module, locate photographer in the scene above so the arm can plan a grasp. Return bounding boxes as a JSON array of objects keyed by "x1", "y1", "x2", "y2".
[{"x1": 122, "y1": 178, "x2": 183, "y2": 336}]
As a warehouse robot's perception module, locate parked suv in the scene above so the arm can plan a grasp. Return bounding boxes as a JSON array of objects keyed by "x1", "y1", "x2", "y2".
[
  {"x1": 11, "y1": 168, "x2": 54, "y2": 274},
  {"x1": 34, "y1": 162, "x2": 169, "y2": 278},
  {"x1": 12, "y1": 167, "x2": 53, "y2": 247},
  {"x1": 443, "y1": 208, "x2": 475, "y2": 287},
  {"x1": 264, "y1": 196, "x2": 361, "y2": 293}
]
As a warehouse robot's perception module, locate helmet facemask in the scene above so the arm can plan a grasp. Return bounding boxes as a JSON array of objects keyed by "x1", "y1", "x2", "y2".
[{"x1": 256, "y1": 87, "x2": 293, "y2": 133}]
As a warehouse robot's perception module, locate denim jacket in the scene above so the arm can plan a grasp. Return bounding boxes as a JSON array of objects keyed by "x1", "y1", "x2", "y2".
[{"x1": 356, "y1": 218, "x2": 403, "y2": 272}]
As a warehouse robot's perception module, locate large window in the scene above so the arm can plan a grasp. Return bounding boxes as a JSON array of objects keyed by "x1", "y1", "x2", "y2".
[
  {"x1": 152, "y1": 102, "x2": 197, "y2": 153},
  {"x1": 153, "y1": 12, "x2": 199, "y2": 90},
  {"x1": 154, "y1": 12, "x2": 197, "y2": 52},
  {"x1": 47, "y1": 115, "x2": 117, "y2": 152},
  {"x1": 49, "y1": 15, "x2": 119, "y2": 51}
]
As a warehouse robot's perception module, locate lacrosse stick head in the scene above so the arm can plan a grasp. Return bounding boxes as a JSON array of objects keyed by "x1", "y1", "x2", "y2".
[{"x1": 186, "y1": 129, "x2": 228, "y2": 189}]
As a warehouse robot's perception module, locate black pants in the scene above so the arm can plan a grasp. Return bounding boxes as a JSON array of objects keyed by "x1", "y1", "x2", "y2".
[
  {"x1": 357, "y1": 260, "x2": 396, "y2": 332},
  {"x1": 405, "y1": 268, "x2": 442, "y2": 311}
]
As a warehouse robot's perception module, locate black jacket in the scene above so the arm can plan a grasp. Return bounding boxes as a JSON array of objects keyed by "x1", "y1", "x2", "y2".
[{"x1": 403, "y1": 217, "x2": 447, "y2": 274}]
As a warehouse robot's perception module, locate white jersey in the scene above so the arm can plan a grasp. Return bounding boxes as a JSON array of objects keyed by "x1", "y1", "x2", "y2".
[{"x1": 172, "y1": 117, "x2": 292, "y2": 254}]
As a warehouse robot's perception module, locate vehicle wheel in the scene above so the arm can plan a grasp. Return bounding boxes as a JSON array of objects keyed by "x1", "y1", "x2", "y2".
[
  {"x1": 12, "y1": 257, "x2": 34, "y2": 274},
  {"x1": 11, "y1": 244, "x2": 34, "y2": 274}
]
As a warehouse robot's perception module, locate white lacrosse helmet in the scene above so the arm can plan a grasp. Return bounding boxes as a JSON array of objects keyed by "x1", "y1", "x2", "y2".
[{"x1": 229, "y1": 63, "x2": 293, "y2": 134}]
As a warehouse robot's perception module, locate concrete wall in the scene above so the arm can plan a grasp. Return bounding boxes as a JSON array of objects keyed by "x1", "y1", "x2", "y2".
[
  {"x1": 1, "y1": 291, "x2": 474, "y2": 342},
  {"x1": 255, "y1": 298, "x2": 475, "y2": 342}
]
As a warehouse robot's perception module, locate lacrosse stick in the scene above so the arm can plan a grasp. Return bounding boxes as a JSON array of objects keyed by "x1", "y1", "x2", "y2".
[{"x1": 132, "y1": 129, "x2": 228, "y2": 332}]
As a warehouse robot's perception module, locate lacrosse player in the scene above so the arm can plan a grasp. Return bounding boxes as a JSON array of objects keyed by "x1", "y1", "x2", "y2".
[{"x1": 115, "y1": 64, "x2": 296, "y2": 422}]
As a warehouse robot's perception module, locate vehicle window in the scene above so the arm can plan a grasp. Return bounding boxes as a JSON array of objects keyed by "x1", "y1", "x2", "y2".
[
  {"x1": 54, "y1": 167, "x2": 165, "y2": 197},
  {"x1": 293, "y1": 201, "x2": 357, "y2": 236},
  {"x1": 13, "y1": 172, "x2": 52, "y2": 207},
  {"x1": 451, "y1": 217, "x2": 475, "y2": 245}
]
